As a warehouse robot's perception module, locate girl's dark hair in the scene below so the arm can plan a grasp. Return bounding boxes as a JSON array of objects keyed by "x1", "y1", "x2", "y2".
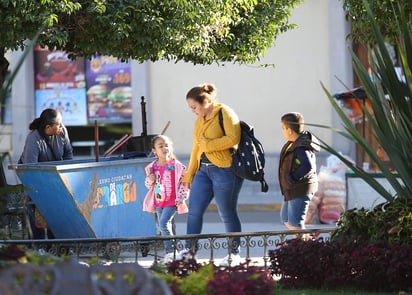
[
  {"x1": 186, "y1": 83, "x2": 217, "y2": 103},
  {"x1": 151, "y1": 135, "x2": 176, "y2": 160},
  {"x1": 29, "y1": 108, "x2": 59, "y2": 131},
  {"x1": 281, "y1": 112, "x2": 304, "y2": 134}
]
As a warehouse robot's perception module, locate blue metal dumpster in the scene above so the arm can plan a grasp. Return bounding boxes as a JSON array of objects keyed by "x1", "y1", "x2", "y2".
[{"x1": 9, "y1": 157, "x2": 155, "y2": 239}]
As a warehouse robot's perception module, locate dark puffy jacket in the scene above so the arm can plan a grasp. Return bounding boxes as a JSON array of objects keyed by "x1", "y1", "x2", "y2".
[{"x1": 278, "y1": 131, "x2": 320, "y2": 201}]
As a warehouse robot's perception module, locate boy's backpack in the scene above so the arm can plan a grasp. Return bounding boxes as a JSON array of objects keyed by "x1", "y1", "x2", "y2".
[{"x1": 218, "y1": 109, "x2": 269, "y2": 193}]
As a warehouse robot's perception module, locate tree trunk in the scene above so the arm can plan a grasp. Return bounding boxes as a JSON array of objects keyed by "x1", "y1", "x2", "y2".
[
  {"x1": 0, "y1": 48, "x2": 10, "y2": 104},
  {"x1": 352, "y1": 42, "x2": 381, "y2": 171}
]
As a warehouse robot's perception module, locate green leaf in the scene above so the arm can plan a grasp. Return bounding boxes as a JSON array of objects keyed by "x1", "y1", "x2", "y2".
[{"x1": 316, "y1": 0, "x2": 412, "y2": 202}]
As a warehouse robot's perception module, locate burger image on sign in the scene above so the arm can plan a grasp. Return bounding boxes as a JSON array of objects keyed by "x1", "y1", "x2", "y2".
[
  {"x1": 107, "y1": 86, "x2": 132, "y2": 114},
  {"x1": 87, "y1": 84, "x2": 110, "y2": 116},
  {"x1": 87, "y1": 84, "x2": 109, "y2": 103}
]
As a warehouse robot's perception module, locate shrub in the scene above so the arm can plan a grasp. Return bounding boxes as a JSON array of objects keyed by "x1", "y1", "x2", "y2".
[
  {"x1": 207, "y1": 264, "x2": 275, "y2": 295},
  {"x1": 151, "y1": 259, "x2": 276, "y2": 295},
  {"x1": 331, "y1": 197, "x2": 412, "y2": 244},
  {"x1": 268, "y1": 238, "x2": 412, "y2": 293},
  {"x1": 269, "y1": 238, "x2": 334, "y2": 289}
]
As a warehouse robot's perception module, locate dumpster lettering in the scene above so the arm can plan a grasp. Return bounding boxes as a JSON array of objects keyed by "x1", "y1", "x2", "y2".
[
  {"x1": 94, "y1": 174, "x2": 137, "y2": 209},
  {"x1": 98, "y1": 174, "x2": 133, "y2": 185},
  {"x1": 99, "y1": 178, "x2": 111, "y2": 185},
  {"x1": 111, "y1": 174, "x2": 133, "y2": 182}
]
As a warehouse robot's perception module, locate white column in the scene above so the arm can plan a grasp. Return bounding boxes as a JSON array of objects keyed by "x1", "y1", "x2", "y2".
[
  {"x1": 11, "y1": 49, "x2": 35, "y2": 163},
  {"x1": 131, "y1": 61, "x2": 150, "y2": 136}
]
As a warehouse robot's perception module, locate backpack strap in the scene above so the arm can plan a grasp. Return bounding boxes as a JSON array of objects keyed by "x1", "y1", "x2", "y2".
[
  {"x1": 218, "y1": 109, "x2": 235, "y2": 154},
  {"x1": 218, "y1": 108, "x2": 225, "y2": 135},
  {"x1": 260, "y1": 174, "x2": 269, "y2": 193}
]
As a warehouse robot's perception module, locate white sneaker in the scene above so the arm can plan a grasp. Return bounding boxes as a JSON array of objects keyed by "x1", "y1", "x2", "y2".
[
  {"x1": 219, "y1": 254, "x2": 242, "y2": 267},
  {"x1": 176, "y1": 249, "x2": 196, "y2": 261},
  {"x1": 161, "y1": 252, "x2": 175, "y2": 264}
]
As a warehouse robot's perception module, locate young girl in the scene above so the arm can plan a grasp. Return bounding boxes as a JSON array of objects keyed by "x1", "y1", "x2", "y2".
[{"x1": 143, "y1": 135, "x2": 189, "y2": 263}]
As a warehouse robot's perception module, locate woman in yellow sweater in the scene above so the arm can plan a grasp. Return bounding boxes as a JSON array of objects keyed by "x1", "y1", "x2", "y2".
[{"x1": 178, "y1": 83, "x2": 244, "y2": 267}]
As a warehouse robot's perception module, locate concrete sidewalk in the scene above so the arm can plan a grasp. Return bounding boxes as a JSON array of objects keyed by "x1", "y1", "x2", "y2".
[
  {"x1": 136, "y1": 211, "x2": 336, "y2": 268},
  {"x1": 174, "y1": 210, "x2": 335, "y2": 235}
]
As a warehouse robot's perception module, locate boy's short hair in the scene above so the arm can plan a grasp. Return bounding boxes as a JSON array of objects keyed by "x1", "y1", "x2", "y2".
[{"x1": 281, "y1": 112, "x2": 304, "y2": 134}]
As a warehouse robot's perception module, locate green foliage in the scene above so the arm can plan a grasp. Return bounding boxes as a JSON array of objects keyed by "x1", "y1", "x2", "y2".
[
  {"x1": 331, "y1": 197, "x2": 412, "y2": 244},
  {"x1": 152, "y1": 260, "x2": 276, "y2": 295},
  {"x1": 313, "y1": 0, "x2": 412, "y2": 202},
  {"x1": 341, "y1": 0, "x2": 412, "y2": 43},
  {"x1": 152, "y1": 263, "x2": 214, "y2": 295},
  {"x1": 0, "y1": 245, "x2": 27, "y2": 265},
  {"x1": 24, "y1": 249, "x2": 64, "y2": 266},
  {"x1": 152, "y1": 272, "x2": 182, "y2": 295},
  {"x1": 179, "y1": 263, "x2": 214, "y2": 295},
  {"x1": 0, "y1": 0, "x2": 302, "y2": 64},
  {"x1": 0, "y1": 244, "x2": 63, "y2": 267},
  {"x1": 0, "y1": 0, "x2": 302, "y2": 107},
  {"x1": 306, "y1": 1, "x2": 412, "y2": 270}
]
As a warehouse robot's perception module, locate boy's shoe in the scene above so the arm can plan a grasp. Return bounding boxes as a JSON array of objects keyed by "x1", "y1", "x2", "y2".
[
  {"x1": 219, "y1": 254, "x2": 242, "y2": 267},
  {"x1": 161, "y1": 252, "x2": 175, "y2": 264},
  {"x1": 176, "y1": 249, "x2": 196, "y2": 261}
]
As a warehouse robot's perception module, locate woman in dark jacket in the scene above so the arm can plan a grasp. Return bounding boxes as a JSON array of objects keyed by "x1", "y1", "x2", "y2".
[
  {"x1": 19, "y1": 108, "x2": 73, "y2": 240},
  {"x1": 19, "y1": 108, "x2": 73, "y2": 163},
  {"x1": 279, "y1": 112, "x2": 319, "y2": 233}
]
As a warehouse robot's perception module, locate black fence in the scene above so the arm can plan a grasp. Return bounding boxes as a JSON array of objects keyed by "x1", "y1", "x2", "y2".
[{"x1": 0, "y1": 228, "x2": 335, "y2": 269}]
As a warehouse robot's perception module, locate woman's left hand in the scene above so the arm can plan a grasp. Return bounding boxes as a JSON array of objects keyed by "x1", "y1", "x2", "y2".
[{"x1": 183, "y1": 182, "x2": 191, "y2": 190}]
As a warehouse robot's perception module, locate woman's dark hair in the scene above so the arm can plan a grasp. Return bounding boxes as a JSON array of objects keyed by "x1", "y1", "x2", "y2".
[
  {"x1": 281, "y1": 112, "x2": 304, "y2": 134},
  {"x1": 186, "y1": 83, "x2": 217, "y2": 103},
  {"x1": 29, "y1": 108, "x2": 59, "y2": 131}
]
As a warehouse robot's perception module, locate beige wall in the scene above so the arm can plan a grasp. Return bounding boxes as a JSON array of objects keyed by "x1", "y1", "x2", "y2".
[
  {"x1": 143, "y1": 0, "x2": 349, "y2": 156},
  {"x1": 7, "y1": 0, "x2": 353, "y2": 163}
]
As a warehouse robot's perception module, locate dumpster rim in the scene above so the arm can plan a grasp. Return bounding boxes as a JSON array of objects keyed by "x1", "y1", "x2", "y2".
[{"x1": 8, "y1": 157, "x2": 153, "y2": 172}]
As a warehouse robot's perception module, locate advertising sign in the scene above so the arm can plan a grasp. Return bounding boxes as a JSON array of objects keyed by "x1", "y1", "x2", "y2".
[
  {"x1": 86, "y1": 55, "x2": 132, "y2": 124},
  {"x1": 33, "y1": 46, "x2": 88, "y2": 126}
]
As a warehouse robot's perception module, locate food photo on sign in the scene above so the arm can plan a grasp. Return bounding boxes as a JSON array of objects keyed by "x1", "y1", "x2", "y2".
[{"x1": 86, "y1": 55, "x2": 132, "y2": 124}]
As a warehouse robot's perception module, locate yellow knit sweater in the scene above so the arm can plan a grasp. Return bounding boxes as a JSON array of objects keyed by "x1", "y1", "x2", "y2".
[{"x1": 182, "y1": 103, "x2": 241, "y2": 184}]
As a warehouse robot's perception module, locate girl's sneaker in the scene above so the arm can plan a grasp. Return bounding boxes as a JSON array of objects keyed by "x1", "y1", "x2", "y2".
[
  {"x1": 176, "y1": 249, "x2": 197, "y2": 261},
  {"x1": 161, "y1": 252, "x2": 175, "y2": 264},
  {"x1": 219, "y1": 254, "x2": 241, "y2": 267}
]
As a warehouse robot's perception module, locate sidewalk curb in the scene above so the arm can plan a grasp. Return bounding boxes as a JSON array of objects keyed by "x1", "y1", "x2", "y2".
[{"x1": 207, "y1": 203, "x2": 281, "y2": 212}]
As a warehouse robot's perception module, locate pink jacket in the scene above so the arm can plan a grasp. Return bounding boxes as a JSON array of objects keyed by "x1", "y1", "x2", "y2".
[{"x1": 142, "y1": 159, "x2": 189, "y2": 214}]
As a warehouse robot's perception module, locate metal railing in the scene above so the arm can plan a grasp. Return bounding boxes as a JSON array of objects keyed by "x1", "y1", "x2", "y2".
[{"x1": 0, "y1": 227, "x2": 335, "y2": 269}]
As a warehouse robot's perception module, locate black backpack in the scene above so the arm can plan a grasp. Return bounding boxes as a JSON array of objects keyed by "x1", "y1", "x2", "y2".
[{"x1": 218, "y1": 109, "x2": 269, "y2": 193}]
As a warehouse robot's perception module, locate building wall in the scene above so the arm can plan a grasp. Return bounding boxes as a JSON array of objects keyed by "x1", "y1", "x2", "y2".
[
  {"x1": 5, "y1": 0, "x2": 354, "y2": 195},
  {"x1": 141, "y1": 0, "x2": 353, "y2": 201},
  {"x1": 144, "y1": 0, "x2": 352, "y2": 156}
]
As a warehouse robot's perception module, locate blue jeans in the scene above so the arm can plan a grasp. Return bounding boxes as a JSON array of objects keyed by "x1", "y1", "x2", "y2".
[
  {"x1": 156, "y1": 206, "x2": 177, "y2": 254},
  {"x1": 280, "y1": 195, "x2": 311, "y2": 228},
  {"x1": 185, "y1": 163, "x2": 244, "y2": 254}
]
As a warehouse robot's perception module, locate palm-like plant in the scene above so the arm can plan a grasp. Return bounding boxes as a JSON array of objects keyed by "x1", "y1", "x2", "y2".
[{"x1": 317, "y1": 0, "x2": 411, "y2": 202}]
